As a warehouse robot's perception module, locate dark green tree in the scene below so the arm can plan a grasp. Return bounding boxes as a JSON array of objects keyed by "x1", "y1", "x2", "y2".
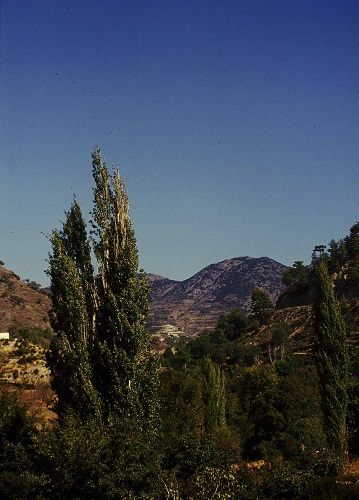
[
  {"x1": 214, "y1": 308, "x2": 248, "y2": 341},
  {"x1": 202, "y1": 357, "x2": 226, "y2": 435},
  {"x1": 337, "y1": 238, "x2": 348, "y2": 263},
  {"x1": 47, "y1": 148, "x2": 159, "y2": 436},
  {"x1": 313, "y1": 244, "x2": 326, "y2": 255},
  {"x1": 0, "y1": 390, "x2": 37, "y2": 499},
  {"x1": 282, "y1": 261, "x2": 311, "y2": 291},
  {"x1": 327, "y1": 239, "x2": 341, "y2": 273},
  {"x1": 159, "y1": 368, "x2": 205, "y2": 476},
  {"x1": 90, "y1": 148, "x2": 158, "y2": 429},
  {"x1": 313, "y1": 260, "x2": 348, "y2": 468},
  {"x1": 47, "y1": 198, "x2": 101, "y2": 421},
  {"x1": 346, "y1": 221, "x2": 359, "y2": 260},
  {"x1": 242, "y1": 365, "x2": 284, "y2": 460},
  {"x1": 344, "y1": 221, "x2": 359, "y2": 283},
  {"x1": 250, "y1": 288, "x2": 274, "y2": 326}
]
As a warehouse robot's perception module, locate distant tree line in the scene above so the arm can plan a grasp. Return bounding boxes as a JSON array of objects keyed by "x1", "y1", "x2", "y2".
[{"x1": 282, "y1": 220, "x2": 359, "y2": 292}]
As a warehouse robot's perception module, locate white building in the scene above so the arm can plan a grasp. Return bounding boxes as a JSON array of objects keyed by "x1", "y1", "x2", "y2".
[{"x1": 0, "y1": 332, "x2": 10, "y2": 340}]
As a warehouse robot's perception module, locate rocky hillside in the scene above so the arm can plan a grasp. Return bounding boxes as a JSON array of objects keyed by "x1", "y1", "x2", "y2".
[
  {"x1": 0, "y1": 256, "x2": 286, "y2": 338},
  {"x1": 148, "y1": 256, "x2": 287, "y2": 336},
  {"x1": 0, "y1": 264, "x2": 52, "y2": 332}
]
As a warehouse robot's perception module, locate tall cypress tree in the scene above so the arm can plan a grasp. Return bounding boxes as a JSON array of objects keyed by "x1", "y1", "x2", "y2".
[
  {"x1": 47, "y1": 148, "x2": 158, "y2": 436},
  {"x1": 313, "y1": 260, "x2": 348, "y2": 466}
]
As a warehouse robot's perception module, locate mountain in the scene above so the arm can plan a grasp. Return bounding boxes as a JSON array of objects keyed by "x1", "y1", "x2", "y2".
[
  {"x1": 0, "y1": 264, "x2": 52, "y2": 333},
  {"x1": 147, "y1": 256, "x2": 287, "y2": 336},
  {"x1": 0, "y1": 256, "x2": 286, "y2": 338}
]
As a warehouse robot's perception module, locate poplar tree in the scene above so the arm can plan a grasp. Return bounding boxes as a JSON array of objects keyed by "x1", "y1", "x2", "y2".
[
  {"x1": 90, "y1": 148, "x2": 158, "y2": 430},
  {"x1": 202, "y1": 357, "x2": 226, "y2": 435},
  {"x1": 47, "y1": 148, "x2": 158, "y2": 436},
  {"x1": 47, "y1": 199, "x2": 101, "y2": 421},
  {"x1": 313, "y1": 260, "x2": 348, "y2": 467}
]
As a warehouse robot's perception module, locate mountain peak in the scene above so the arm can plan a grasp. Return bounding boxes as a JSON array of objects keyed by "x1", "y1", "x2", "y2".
[{"x1": 148, "y1": 256, "x2": 287, "y2": 336}]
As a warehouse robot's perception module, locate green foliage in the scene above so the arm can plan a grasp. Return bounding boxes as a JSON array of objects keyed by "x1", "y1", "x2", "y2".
[
  {"x1": 9, "y1": 325, "x2": 54, "y2": 346},
  {"x1": 47, "y1": 149, "x2": 159, "y2": 438},
  {"x1": 311, "y1": 245, "x2": 328, "y2": 266},
  {"x1": 159, "y1": 360, "x2": 242, "y2": 480},
  {"x1": 313, "y1": 260, "x2": 348, "y2": 466},
  {"x1": 327, "y1": 238, "x2": 348, "y2": 273},
  {"x1": 259, "y1": 461, "x2": 316, "y2": 499},
  {"x1": 231, "y1": 341, "x2": 264, "y2": 367},
  {"x1": 91, "y1": 148, "x2": 158, "y2": 429},
  {"x1": 347, "y1": 346, "x2": 359, "y2": 455},
  {"x1": 46, "y1": 194, "x2": 100, "y2": 421},
  {"x1": 282, "y1": 261, "x2": 312, "y2": 291},
  {"x1": 166, "y1": 309, "x2": 249, "y2": 366},
  {"x1": 241, "y1": 365, "x2": 284, "y2": 460},
  {"x1": 202, "y1": 358, "x2": 226, "y2": 435},
  {"x1": 159, "y1": 368, "x2": 205, "y2": 476},
  {"x1": 2, "y1": 168, "x2": 358, "y2": 498},
  {"x1": 250, "y1": 288, "x2": 274, "y2": 325},
  {"x1": 238, "y1": 364, "x2": 326, "y2": 463},
  {"x1": 272, "y1": 320, "x2": 291, "y2": 346},
  {"x1": 0, "y1": 391, "x2": 38, "y2": 500},
  {"x1": 298, "y1": 473, "x2": 359, "y2": 500},
  {"x1": 168, "y1": 340, "x2": 192, "y2": 368},
  {"x1": 346, "y1": 221, "x2": 359, "y2": 260},
  {"x1": 214, "y1": 309, "x2": 248, "y2": 341},
  {"x1": 187, "y1": 466, "x2": 258, "y2": 500},
  {"x1": 277, "y1": 367, "x2": 326, "y2": 458},
  {"x1": 346, "y1": 261, "x2": 359, "y2": 283},
  {"x1": 32, "y1": 415, "x2": 161, "y2": 499}
]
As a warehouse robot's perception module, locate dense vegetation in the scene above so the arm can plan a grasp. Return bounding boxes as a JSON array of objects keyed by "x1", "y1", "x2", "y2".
[
  {"x1": 0, "y1": 151, "x2": 358, "y2": 498},
  {"x1": 281, "y1": 221, "x2": 359, "y2": 293}
]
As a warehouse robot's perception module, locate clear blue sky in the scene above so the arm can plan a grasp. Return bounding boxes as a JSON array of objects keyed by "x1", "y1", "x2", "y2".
[{"x1": 1, "y1": 0, "x2": 358, "y2": 286}]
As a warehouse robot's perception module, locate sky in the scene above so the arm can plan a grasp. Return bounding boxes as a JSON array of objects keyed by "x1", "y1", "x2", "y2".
[{"x1": 1, "y1": 0, "x2": 358, "y2": 286}]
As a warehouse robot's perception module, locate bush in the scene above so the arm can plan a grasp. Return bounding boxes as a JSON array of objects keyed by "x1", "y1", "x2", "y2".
[
  {"x1": 10, "y1": 295, "x2": 25, "y2": 306},
  {"x1": 187, "y1": 465, "x2": 258, "y2": 499},
  {"x1": 33, "y1": 416, "x2": 161, "y2": 499},
  {"x1": 10, "y1": 326, "x2": 52, "y2": 347},
  {"x1": 259, "y1": 461, "x2": 316, "y2": 499},
  {"x1": 0, "y1": 391, "x2": 38, "y2": 499}
]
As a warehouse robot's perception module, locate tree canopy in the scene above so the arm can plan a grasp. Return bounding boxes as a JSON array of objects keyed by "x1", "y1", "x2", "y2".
[{"x1": 47, "y1": 148, "x2": 158, "y2": 434}]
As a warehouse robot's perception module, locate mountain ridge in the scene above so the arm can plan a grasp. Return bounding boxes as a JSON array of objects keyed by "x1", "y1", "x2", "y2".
[
  {"x1": 147, "y1": 256, "x2": 287, "y2": 336},
  {"x1": 0, "y1": 256, "x2": 287, "y2": 338}
]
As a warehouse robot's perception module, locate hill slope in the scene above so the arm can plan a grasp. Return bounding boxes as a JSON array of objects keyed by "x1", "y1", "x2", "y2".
[
  {"x1": 148, "y1": 256, "x2": 286, "y2": 335},
  {"x1": 0, "y1": 257, "x2": 286, "y2": 337},
  {"x1": 0, "y1": 264, "x2": 52, "y2": 332}
]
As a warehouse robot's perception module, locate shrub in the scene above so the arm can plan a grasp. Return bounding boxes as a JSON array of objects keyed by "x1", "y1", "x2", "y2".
[{"x1": 10, "y1": 295, "x2": 25, "y2": 306}]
